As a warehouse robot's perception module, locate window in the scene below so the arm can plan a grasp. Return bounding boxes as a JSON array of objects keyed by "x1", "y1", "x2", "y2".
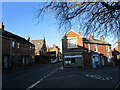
[
  {"x1": 88, "y1": 44, "x2": 91, "y2": 52},
  {"x1": 67, "y1": 37, "x2": 77, "y2": 48},
  {"x1": 17, "y1": 43, "x2": 20, "y2": 48},
  {"x1": 106, "y1": 46, "x2": 110, "y2": 52},
  {"x1": 30, "y1": 46, "x2": 32, "y2": 50},
  {"x1": 12, "y1": 41, "x2": 15, "y2": 48},
  {"x1": 94, "y1": 44, "x2": 98, "y2": 52},
  {"x1": 32, "y1": 47, "x2": 34, "y2": 50},
  {"x1": 38, "y1": 43, "x2": 40, "y2": 45},
  {"x1": 107, "y1": 54, "x2": 111, "y2": 62}
]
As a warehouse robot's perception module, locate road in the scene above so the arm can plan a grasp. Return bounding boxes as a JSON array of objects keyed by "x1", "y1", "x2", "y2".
[{"x1": 2, "y1": 62, "x2": 120, "y2": 89}]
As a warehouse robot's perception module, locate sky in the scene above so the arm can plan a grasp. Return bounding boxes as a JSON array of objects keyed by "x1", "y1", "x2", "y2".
[
  {"x1": 2, "y1": 2, "x2": 63, "y2": 51},
  {"x1": 2, "y1": 2, "x2": 118, "y2": 52}
]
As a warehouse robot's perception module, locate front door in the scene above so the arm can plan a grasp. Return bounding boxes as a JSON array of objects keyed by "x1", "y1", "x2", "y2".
[
  {"x1": 3, "y1": 56, "x2": 8, "y2": 68},
  {"x1": 26, "y1": 57, "x2": 29, "y2": 65},
  {"x1": 75, "y1": 57, "x2": 84, "y2": 67},
  {"x1": 22, "y1": 56, "x2": 25, "y2": 64},
  {"x1": 101, "y1": 57, "x2": 104, "y2": 66},
  {"x1": 92, "y1": 54, "x2": 100, "y2": 68}
]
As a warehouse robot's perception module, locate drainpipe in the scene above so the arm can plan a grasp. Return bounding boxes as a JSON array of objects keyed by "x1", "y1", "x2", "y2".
[{"x1": 9, "y1": 40, "x2": 12, "y2": 69}]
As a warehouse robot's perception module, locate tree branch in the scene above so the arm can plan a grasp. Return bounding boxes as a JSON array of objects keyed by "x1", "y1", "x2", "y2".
[{"x1": 101, "y1": 2, "x2": 120, "y2": 10}]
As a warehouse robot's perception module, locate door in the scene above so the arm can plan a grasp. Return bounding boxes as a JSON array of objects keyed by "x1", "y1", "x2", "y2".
[
  {"x1": 92, "y1": 56, "x2": 96, "y2": 68},
  {"x1": 92, "y1": 54, "x2": 100, "y2": 68},
  {"x1": 22, "y1": 56, "x2": 25, "y2": 64},
  {"x1": 26, "y1": 57, "x2": 29, "y2": 65},
  {"x1": 75, "y1": 57, "x2": 84, "y2": 67},
  {"x1": 101, "y1": 57, "x2": 104, "y2": 66},
  {"x1": 3, "y1": 56, "x2": 8, "y2": 68}
]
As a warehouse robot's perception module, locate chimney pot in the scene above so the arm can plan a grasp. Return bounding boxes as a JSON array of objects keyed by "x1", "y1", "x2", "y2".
[
  {"x1": 100, "y1": 35, "x2": 104, "y2": 41},
  {"x1": 27, "y1": 36, "x2": 30, "y2": 42},
  {"x1": 0, "y1": 22, "x2": 4, "y2": 30},
  {"x1": 89, "y1": 35, "x2": 94, "y2": 39},
  {"x1": 78, "y1": 32, "x2": 82, "y2": 36},
  {"x1": 53, "y1": 44, "x2": 56, "y2": 47}
]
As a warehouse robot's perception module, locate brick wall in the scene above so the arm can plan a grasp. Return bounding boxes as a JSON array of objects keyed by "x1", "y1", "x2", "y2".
[{"x1": 2, "y1": 38, "x2": 10, "y2": 55}]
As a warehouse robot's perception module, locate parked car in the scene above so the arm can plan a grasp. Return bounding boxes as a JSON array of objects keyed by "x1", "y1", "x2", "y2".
[
  {"x1": 50, "y1": 59, "x2": 57, "y2": 64},
  {"x1": 57, "y1": 59, "x2": 62, "y2": 62}
]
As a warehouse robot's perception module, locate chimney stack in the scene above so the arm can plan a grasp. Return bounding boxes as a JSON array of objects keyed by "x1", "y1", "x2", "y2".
[
  {"x1": 53, "y1": 44, "x2": 56, "y2": 47},
  {"x1": 100, "y1": 35, "x2": 104, "y2": 41},
  {"x1": 0, "y1": 22, "x2": 4, "y2": 30},
  {"x1": 89, "y1": 35, "x2": 94, "y2": 39},
  {"x1": 78, "y1": 32, "x2": 82, "y2": 36},
  {"x1": 27, "y1": 36, "x2": 30, "y2": 42}
]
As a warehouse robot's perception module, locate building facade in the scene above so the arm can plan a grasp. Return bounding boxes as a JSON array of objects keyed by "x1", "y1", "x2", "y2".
[
  {"x1": 62, "y1": 30, "x2": 112, "y2": 68},
  {"x1": 31, "y1": 39, "x2": 47, "y2": 55},
  {"x1": 112, "y1": 40, "x2": 120, "y2": 65},
  {"x1": 1, "y1": 23, "x2": 35, "y2": 69},
  {"x1": 47, "y1": 44, "x2": 61, "y2": 61}
]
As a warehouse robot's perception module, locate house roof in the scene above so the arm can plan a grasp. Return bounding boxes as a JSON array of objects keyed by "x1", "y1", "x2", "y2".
[
  {"x1": 31, "y1": 40, "x2": 44, "y2": 49},
  {"x1": 83, "y1": 38, "x2": 111, "y2": 45},
  {"x1": 2, "y1": 30, "x2": 35, "y2": 46}
]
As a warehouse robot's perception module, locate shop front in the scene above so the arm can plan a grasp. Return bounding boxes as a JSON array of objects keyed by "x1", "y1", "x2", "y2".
[{"x1": 64, "y1": 54, "x2": 84, "y2": 68}]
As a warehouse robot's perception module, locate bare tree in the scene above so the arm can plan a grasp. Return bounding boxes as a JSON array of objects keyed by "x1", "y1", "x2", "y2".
[{"x1": 35, "y1": 1, "x2": 120, "y2": 38}]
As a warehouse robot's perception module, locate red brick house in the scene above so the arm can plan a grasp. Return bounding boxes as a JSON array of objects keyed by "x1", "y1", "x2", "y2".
[
  {"x1": 112, "y1": 40, "x2": 120, "y2": 65},
  {"x1": 31, "y1": 39, "x2": 47, "y2": 55},
  {"x1": 47, "y1": 44, "x2": 61, "y2": 61},
  {"x1": 62, "y1": 30, "x2": 112, "y2": 68},
  {"x1": 31, "y1": 39, "x2": 49, "y2": 64},
  {"x1": 1, "y1": 23, "x2": 35, "y2": 69}
]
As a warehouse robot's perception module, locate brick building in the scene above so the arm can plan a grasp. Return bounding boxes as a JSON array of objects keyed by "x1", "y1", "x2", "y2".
[
  {"x1": 31, "y1": 39, "x2": 47, "y2": 55},
  {"x1": 47, "y1": 44, "x2": 61, "y2": 61},
  {"x1": 31, "y1": 39, "x2": 49, "y2": 64},
  {"x1": 112, "y1": 40, "x2": 120, "y2": 65},
  {"x1": 62, "y1": 30, "x2": 112, "y2": 68},
  {"x1": 114, "y1": 40, "x2": 120, "y2": 60},
  {"x1": 1, "y1": 23, "x2": 35, "y2": 69}
]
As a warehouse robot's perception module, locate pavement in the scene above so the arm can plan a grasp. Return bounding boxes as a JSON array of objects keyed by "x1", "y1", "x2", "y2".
[{"x1": 2, "y1": 63, "x2": 120, "y2": 89}]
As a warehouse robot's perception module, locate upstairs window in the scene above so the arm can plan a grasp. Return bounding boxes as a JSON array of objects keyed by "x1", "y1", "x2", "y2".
[
  {"x1": 106, "y1": 46, "x2": 110, "y2": 52},
  {"x1": 94, "y1": 44, "x2": 98, "y2": 52},
  {"x1": 88, "y1": 44, "x2": 91, "y2": 52},
  {"x1": 38, "y1": 43, "x2": 40, "y2": 45},
  {"x1": 67, "y1": 37, "x2": 77, "y2": 48},
  {"x1": 30, "y1": 46, "x2": 32, "y2": 50},
  {"x1": 107, "y1": 54, "x2": 111, "y2": 62},
  {"x1": 12, "y1": 41, "x2": 15, "y2": 48},
  {"x1": 17, "y1": 43, "x2": 20, "y2": 48}
]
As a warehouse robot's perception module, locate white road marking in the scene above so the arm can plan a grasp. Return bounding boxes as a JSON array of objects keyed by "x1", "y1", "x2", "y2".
[
  {"x1": 85, "y1": 74, "x2": 112, "y2": 81},
  {"x1": 45, "y1": 75, "x2": 83, "y2": 81},
  {"x1": 26, "y1": 68, "x2": 59, "y2": 90}
]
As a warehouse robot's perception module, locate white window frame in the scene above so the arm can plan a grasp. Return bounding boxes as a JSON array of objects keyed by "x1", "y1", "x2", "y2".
[
  {"x1": 38, "y1": 43, "x2": 40, "y2": 45},
  {"x1": 94, "y1": 44, "x2": 98, "y2": 52},
  {"x1": 106, "y1": 45, "x2": 110, "y2": 52},
  {"x1": 107, "y1": 54, "x2": 111, "y2": 62},
  {"x1": 67, "y1": 37, "x2": 78, "y2": 48},
  {"x1": 11, "y1": 41, "x2": 15, "y2": 48},
  {"x1": 30, "y1": 46, "x2": 32, "y2": 50},
  {"x1": 88, "y1": 44, "x2": 91, "y2": 52},
  {"x1": 17, "y1": 43, "x2": 20, "y2": 48}
]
